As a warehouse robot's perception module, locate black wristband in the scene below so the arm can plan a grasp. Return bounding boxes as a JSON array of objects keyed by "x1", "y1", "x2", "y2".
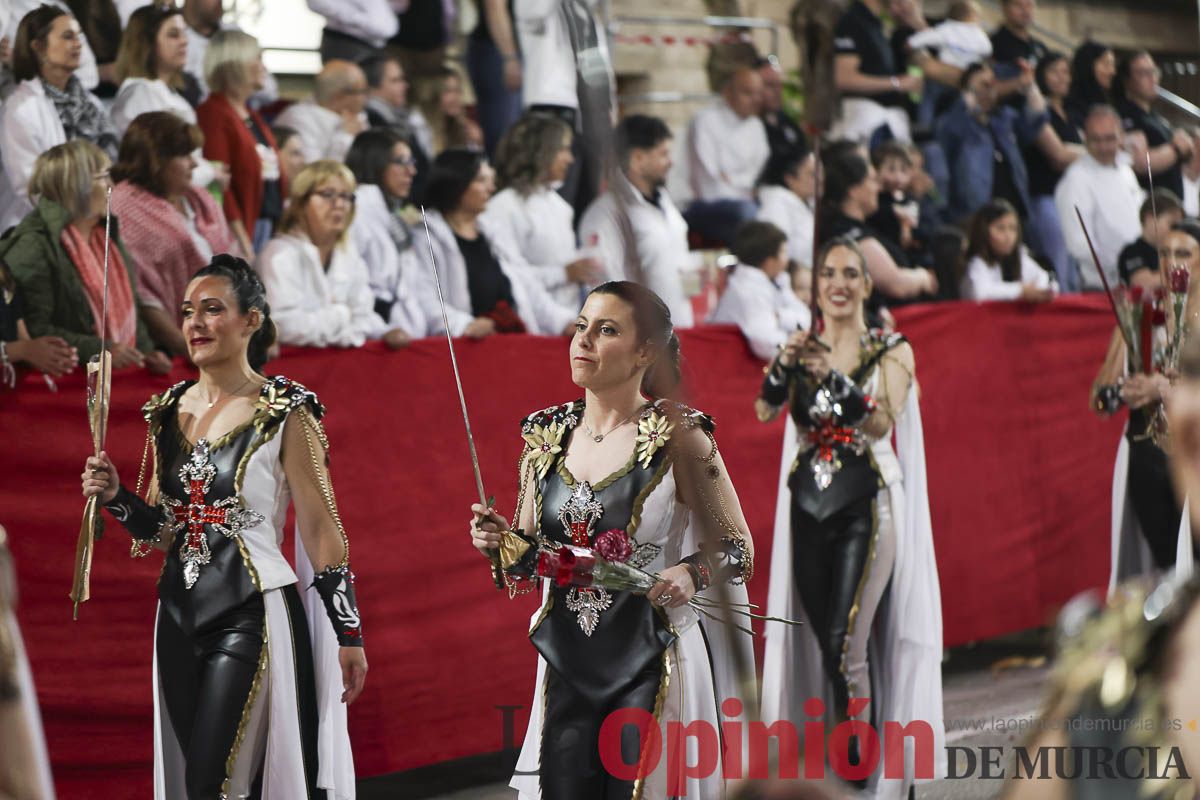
[
  {"x1": 312, "y1": 565, "x2": 363, "y2": 646},
  {"x1": 683, "y1": 537, "x2": 750, "y2": 588},
  {"x1": 760, "y1": 359, "x2": 794, "y2": 406},
  {"x1": 1095, "y1": 384, "x2": 1124, "y2": 414},
  {"x1": 104, "y1": 485, "x2": 164, "y2": 542}
]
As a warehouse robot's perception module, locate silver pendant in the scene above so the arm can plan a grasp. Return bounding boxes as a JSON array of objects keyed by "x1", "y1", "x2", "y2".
[
  {"x1": 592, "y1": 434, "x2": 604, "y2": 443},
  {"x1": 566, "y1": 587, "x2": 612, "y2": 636}
]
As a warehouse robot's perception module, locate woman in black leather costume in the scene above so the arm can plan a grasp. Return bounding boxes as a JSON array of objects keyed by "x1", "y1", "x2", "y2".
[
  {"x1": 80, "y1": 255, "x2": 365, "y2": 799},
  {"x1": 469, "y1": 281, "x2": 756, "y2": 800},
  {"x1": 757, "y1": 236, "x2": 926, "y2": 786}
]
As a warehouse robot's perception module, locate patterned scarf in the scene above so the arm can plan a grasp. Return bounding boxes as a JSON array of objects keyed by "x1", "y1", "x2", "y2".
[
  {"x1": 41, "y1": 76, "x2": 119, "y2": 159},
  {"x1": 60, "y1": 223, "x2": 137, "y2": 346},
  {"x1": 385, "y1": 200, "x2": 413, "y2": 255}
]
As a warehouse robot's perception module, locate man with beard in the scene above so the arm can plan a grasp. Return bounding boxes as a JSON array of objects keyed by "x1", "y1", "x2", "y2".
[{"x1": 579, "y1": 115, "x2": 697, "y2": 327}]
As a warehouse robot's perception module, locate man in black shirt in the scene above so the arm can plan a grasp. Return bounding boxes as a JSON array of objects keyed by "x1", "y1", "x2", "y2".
[
  {"x1": 1117, "y1": 189, "x2": 1183, "y2": 287},
  {"x1": 834, "y1": 0, "x2": 922, "y2": 141},
  {"x1": 1117, "y1": 52, "x2": 1195, "y2": 200},
  {"x1": 756, "y1": 56, "x2": 809, "y2": 164},
  {"x1": 990, "y1": 0, "x2": 1046, "y2": 105}
]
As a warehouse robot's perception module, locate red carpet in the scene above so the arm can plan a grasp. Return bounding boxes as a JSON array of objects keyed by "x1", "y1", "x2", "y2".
[{"x1": 0, "y1": 295, "x2": 1123, "y2": 795}]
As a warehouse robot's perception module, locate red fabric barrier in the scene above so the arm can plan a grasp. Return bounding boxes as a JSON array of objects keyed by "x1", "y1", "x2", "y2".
[{"x1": 0, "y1": 296, "x2": 1123, "y2": 795}]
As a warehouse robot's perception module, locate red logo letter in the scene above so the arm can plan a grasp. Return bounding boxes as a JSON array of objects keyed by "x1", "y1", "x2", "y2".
[{"x1": 599, "y1": 708, "x2": 662, "y2": 782}]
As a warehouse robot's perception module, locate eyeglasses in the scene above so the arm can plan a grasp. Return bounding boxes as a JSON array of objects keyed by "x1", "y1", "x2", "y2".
[
  {"x1": 92, "y1": 170, "x2": 111, "y2": 183},
  {"x1": 391, "y1": 156, "x2": 417, "y2": 168},
  {"x1": 312, "y1": 189, "x2": 355, "y2": 206}
]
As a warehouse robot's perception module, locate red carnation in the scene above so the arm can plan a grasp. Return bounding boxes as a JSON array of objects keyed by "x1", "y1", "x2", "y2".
[
  {"x1": 595, "y1": 529, "x2": 634, "y2": 563},
  {"x1": 1170, "y1": 266, "x2": 1190, "y2": 294}
]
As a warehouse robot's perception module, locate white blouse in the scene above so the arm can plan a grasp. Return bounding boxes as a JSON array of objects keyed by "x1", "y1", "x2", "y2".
[
  {"x1": 479, "y1": 186, "x2": 583, "y2": 308},
  {"x1": 757, "y1": 185, "x2": 816, "y2": 268},
  {"x1": 709, "y1": 265, "x2": 811, "y2": 361},
  {"x1": 960, "y1": 249, "x2": 1054, "y2": 301}
]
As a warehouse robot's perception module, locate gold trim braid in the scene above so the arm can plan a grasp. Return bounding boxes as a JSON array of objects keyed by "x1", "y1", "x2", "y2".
[
  {"x1": 295, "y1": 406, "x2": 350, "y2": 570},
  {"x1": 221, "y1": 619, "x2": 269, "y2": 796},
  {"x1": 840, "y1": 497, "x2": 879, "y2": 705}
]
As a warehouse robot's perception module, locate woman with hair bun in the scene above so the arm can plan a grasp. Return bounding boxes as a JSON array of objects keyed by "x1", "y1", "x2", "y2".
[
  {"x1": 759, "y1": 236, "x2": 945, "y2": 797},
  {"x1": 469, "y1": 281, "x2": 757, "y2": 798},
  {"x1": 79, "y1": 254, "x2": 364, "y2": 799}
]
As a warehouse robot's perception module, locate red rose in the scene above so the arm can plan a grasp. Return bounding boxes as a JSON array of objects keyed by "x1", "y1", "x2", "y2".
[
  {"x1": 557, "y1": 546, "x2": 576, "y2": 567},
  {"x1": 1129, "y1": 285, "x2": 1145, "y2": 304},
  {"x1": 595, "y1": 529, "x2": 634, "y2": 563},
  {"x1": 1152, "y1": 308, "x2": 1168, "y2": 326},
  {"x1": 1170, "y1": 267, "x2": 1190, "y2": 294}
]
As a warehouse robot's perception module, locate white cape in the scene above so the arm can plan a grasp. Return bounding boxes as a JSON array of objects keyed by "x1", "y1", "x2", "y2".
[
  {"x1": 1106, "y1": 427, "x2": 1194, "y2": 594},
  {"x1": 5, "y1": 608, "x2": 55, "y2": 799},
  {"x1": 760, "y1": 387, "x2": 946, "y2": 798}
]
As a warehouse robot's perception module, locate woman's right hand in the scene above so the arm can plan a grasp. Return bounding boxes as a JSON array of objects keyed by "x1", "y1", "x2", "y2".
[
  {"x1": 464, "y1": 317, "x2": 497, "y2": 339},
  {"x1": 81, "y1": 451, "x2": 120, "y2": 505},
  {"x1": 10, "y1": 336, "x2": 78, "y2": 376},
  {"x1": 778, "y1": 329, "x2": 810, "y2": 368},
  {"x1": 1020, "y1": 283, "x2": 1055, "y2": 303},
  {"x1": 109, "y1": 343, "x2": 146, "y2": 369},
  {"x1": 469, "y1": 503, "x2": 510, "y2": 556}
]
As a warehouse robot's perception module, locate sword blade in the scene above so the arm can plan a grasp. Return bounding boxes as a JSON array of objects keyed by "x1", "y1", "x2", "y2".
[{"x1": 1075, "y1": 205, "x2": 1136, "y2": 355}]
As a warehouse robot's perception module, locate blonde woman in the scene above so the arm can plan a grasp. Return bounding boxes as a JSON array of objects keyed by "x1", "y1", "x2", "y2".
[
  {"x1": 0, "y1": 140, "x2": 169, "y2": 373},
  {"x1": 258, "y1": 160, "x2": 410, "y2": 349}
]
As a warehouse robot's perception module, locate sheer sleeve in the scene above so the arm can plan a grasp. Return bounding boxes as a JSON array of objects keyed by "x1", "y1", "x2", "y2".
[
  {"x1": 862, "y1": 340, "x2": 916, "y2": 440},
  {"x1": 281, "y1": 405, "x2": 349, "y2": 572}
]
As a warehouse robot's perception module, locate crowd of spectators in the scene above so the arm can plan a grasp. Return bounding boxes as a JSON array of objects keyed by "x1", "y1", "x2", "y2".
[{"x1": 0, "y1": 0, "x2": 1198, "y2": 385}]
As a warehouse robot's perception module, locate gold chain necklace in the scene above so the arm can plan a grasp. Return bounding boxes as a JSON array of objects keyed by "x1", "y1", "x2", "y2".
[
  {"x1": 200, "y1": 376, "x2": 256, "y2": 409},
  {"x1": 581, "y1": 405, "x2": 645, "y2": 443}
]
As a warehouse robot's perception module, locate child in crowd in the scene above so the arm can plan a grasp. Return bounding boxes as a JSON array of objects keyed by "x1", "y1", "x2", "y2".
[
  {"x1": 1117, "y1": 189, "x2": 1184, "y2": 289},
  {"x1": 960, "y1": 199, "x2": 1056, "y2": 302},
  {"x1": 906, "y1": 0, "x2": 992, "y2": 71},
  {"x1": 868, "y1": 142, "x2": 923, "y2": 262},
  {"x1": 709, "y1": 220, "x2": 811, "y2": 361}
]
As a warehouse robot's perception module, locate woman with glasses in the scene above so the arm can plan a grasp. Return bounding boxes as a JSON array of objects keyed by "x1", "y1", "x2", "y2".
[
  {"x1": 0, "y1": 140, "x2": 170, "y2": 374},
  {"x1": 480, "y1": 114, "x2": 605, "y2": 308},
  {"x1": 111, "y1": 112, "x2": 241, "y2": 357},
  {"x1": 345, "y1": 127, "x2": 433, "y2": 339},
  {"x1": 258, "y1": 160, "x2": 411, "y2": 349},
  {"x1": 0, "y1": 5, "x2": 119, "y2": 231}
]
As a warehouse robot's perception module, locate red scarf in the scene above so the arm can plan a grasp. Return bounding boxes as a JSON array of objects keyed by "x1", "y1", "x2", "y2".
[{"x1": 60, "y1": 223, "x2": 138, "y2": 346}]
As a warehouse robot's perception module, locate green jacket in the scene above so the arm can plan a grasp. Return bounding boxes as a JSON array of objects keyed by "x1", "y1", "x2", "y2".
[{"x1": 0, "y1": 197, "x2": 153, "y2": 362}]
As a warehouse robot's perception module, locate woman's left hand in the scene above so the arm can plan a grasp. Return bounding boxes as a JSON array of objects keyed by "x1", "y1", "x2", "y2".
[
  {"x1": 646, "y1": 565, "x2": 696, "y2": 610},
  {"x1": 339, "y1": 646, "x2": 368, "y2": 704}
]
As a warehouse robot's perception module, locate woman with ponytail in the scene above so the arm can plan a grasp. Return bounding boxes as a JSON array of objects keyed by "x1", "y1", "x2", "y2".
[
  {"x1": 469, "y1": 281, "x2": 757, "y2": 799},
  {"x1": 79, "y1": 254, "x2": 363, "y2": 799}
]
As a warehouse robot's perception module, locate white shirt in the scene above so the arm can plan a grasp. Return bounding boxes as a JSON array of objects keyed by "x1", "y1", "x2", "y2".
[
  {"x1": 349, "y1": 184, "x2": 432, "y2": 336},
  {"x1": 273, "y1": 101, "x2": 364, "y2": 164},
  {"x1": 515, "y1": 0, "x2": 598, "y2": 109},
  {"x1": 709, "y1": 266, "x2": 811, "y2": 361},
  {"x1": 0, "y1": 80, "x2": 67, "y2": 231},
  {"x1": 578, "y1": 173, "x2": 696, "y2": 328},
  {"x1": 257, "y1": 232, "x2": 388, "y2": 347},
  {"x1": 1183, "y1": 173, "x2": 1200, "y2": 218},
  {"x1": 687, "y1": 100, "x2": 770, "y2": 202},
  {"x1": 906, "y1": 20, "x2": 993, "y2": 71},
  {"x1": 410, "y1": 209, "x2": 579, "y2": 336},
  {"x1": 1055, "y1": 152, "x2": 1144, "y2": 291},
  {"x1": 757, "y1": 185, "x2": 815, "y2": 268},
  {"x1": 959, "y1": 249, "x2": 1053, "y2": 301},
  {"x1": 2, "y1": 1, "x2": 98, "y2": 89},
  {"x1": 110, "y1": 77, "x2": 217, "y2": 188},
  {"x1": 306, "y1": 0, "x2": 400, "y2": 50},
  {"x1": 479, "y1": 186, "x2": 582, "y2": 308}
]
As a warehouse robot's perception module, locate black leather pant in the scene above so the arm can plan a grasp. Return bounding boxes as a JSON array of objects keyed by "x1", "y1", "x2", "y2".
[
  {"x1": 1127, "y1": 437, "x2": 1185, "y2": 570},
  {"x1": 791, "y1": 495, "x2": 894, "y2": 726},
  {"x1": 157, "y1": 593, "x2": 266, "y2": 799},
  {"x1": 539, "y1": 660, "x2": 664, "y2": 800}
]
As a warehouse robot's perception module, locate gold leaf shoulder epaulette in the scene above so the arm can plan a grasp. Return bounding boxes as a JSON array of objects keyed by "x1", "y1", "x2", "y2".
[
  {"x1": 254, "y1": 376, "x2": 324, "y2": 430},
  {"x1": 520, "y1": 400, "x2": 582, "y2": 436},
  {"x1": 141, "y1": 380, "x2": 189, "y2": 424}
]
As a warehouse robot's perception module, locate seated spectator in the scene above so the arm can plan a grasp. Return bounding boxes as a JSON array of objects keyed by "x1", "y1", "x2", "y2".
[
  {"x1": 960, "y1": 199, "x2": 1055, "y2": 302},
  {"x1": 905, "y1": 0, "x2": 990, "y2": 71},
  {"x1": 345, "y1": 127, "x2": 430, "y2": 337},
  {"x1": 111, "y1": 4, "x2": 221, "y2": 191},
  {"x1": 179, "y1": 0, "x2": 279, "y2": 105},
  {"x1": 274, "y1": 60, "x2": 369, "y2": 165},
  {"x1": 1055, "y1": 105, "x2": 1144, "y2": 291},
  {"x1": 684, "y1": 66, "x2": 771, "y2": 245},
  {"x1": 888, "y1": 0, "x2": 970, "y2": 122},
  {"x1": 989, "y1": 0, "x2": 1047, "y2": 105},
  {"x1": 1024, "y1": 51, "x2": 1084, "y2": 290},
  {"x1": 272, "y1": 126, "x2": 307, "y2": 187},
  {"x1": 0, "y1": 141, "x2": 169, "y2": 372},
  {"x1": 1118, "y1": 189, "x2": 1183, "y2": 290},
  {"x1": 831, "y1": 0, "x2": 922, "y2": 143},
  {"x1": 0, "y1": 5, "x2": 119, "y2": 232},
  {"x1": 480, "y1": 114, "x2": 603, "y2": 308},
  {"x1": 0, "y1": 1, "x2": 101, "y2": 92},
  {"x1": 412, "y1": 149, "x2": 578, "y2": 338},
  {"x1": 361, "y1": 52, "x2": 432, "y2": 204},
  {"x1": 709, "y1": 220, "x2": 811, "y2": 361},
  {"x1": 1065, "y1": 42, "x2": 1116, "y2": 128},
  {"x1": 1117, "y1": 51, "x2": 1195, "y2": 200},
  {"x1": 110, "y1": 112, "x2": 239, "y2": 357},
  {"x1": 579, "y1": 115, "x2": 696, "y2": 328},
  {"x1": 818, "y1": 146, "x2": 937, "y2": 303},
  {"x1": 757, "y1": 149, "x2": 816, "y2": 270},
  {"x1": 197, "y1": 29, "x2": 282, "y2": 254},
  {"x1": 306, "y1": 0, "x2": 398, "y2": 64},
  {"x1": 868, "y1": 141, "x2": 923, "y2": 264},
  {"x1": 936, "y1": 63, "x2": 1047, "y2": 225},
  {"x1": 756, "y1": 55, "x2": 808, "y2": 163},
  {"x1": 413, "y1": 64, "x2": 483, "y2": 155},
  {"x1": 258, "y1": 160, "x2": 408, "y2": 349},
  {"x1": 0, "y1": 257, "x2": 78, "y2": 382}
]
